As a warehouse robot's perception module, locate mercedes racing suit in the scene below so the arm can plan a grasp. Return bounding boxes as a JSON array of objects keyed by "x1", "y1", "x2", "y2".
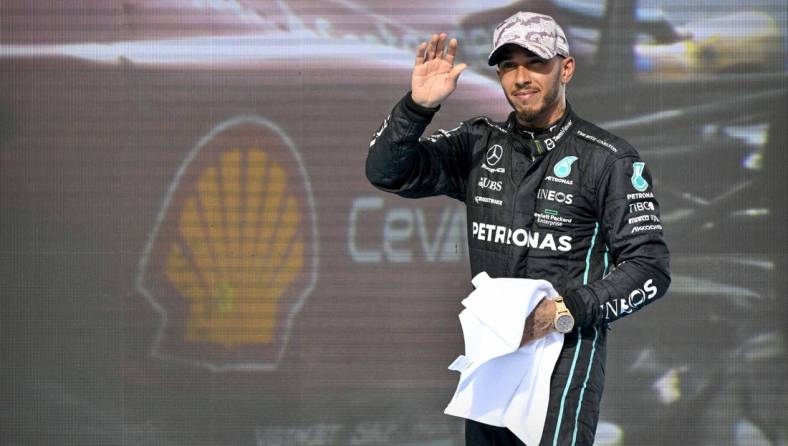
[{"x1": 365, "y1": 93, "x2": 670, "y2": 445}]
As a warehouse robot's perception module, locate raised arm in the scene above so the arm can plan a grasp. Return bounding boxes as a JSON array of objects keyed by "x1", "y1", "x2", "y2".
[{"x1": 365, "y1": 34, "x2": 473, "y2": 201}]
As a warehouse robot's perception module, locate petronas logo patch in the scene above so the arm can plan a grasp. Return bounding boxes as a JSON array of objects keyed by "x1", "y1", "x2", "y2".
[
  {"x1": 137, "y1": 117, "x2": 317, "y2": 371},
  {"x1": 631, "y1": 162, "x2": 649, "y2": 192},
  {"x1": 553, "y1": 156, "x2": 578, "y2": 178}
]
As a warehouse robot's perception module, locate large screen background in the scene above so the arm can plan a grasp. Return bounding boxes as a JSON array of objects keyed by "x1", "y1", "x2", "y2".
[{"x1": 1, "y1": 1, "x2": 786, "y2": 445}]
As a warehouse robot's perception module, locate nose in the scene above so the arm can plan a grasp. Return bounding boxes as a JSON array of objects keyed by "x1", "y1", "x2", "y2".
[{"x1": 514, "y1": 65, "x2": 531, "y2": 87}]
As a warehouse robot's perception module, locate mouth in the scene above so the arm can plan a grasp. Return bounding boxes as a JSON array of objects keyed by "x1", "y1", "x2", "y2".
[{"x1": 513, "y1": 89, "x2": 538, "y2": 101}]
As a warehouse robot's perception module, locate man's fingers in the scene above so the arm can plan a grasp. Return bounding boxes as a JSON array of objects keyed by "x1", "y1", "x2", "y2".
[
  {"x1": 434, "y1": 33, "x2": 447, "y2": 59},
  {"x1": 445, "y1": 38, "x2": 459, "y2": 65},
  {"x1": 415, "y1": 42, "x2": 427, "y2": 65},
  {"x1": 426, "y1": 34, "x2": 438, "y2": 60}
]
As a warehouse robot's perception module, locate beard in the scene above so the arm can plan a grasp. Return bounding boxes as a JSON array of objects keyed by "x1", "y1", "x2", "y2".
[{"x1": 508, "y1": 68, "x2": 562, "y2": 127}]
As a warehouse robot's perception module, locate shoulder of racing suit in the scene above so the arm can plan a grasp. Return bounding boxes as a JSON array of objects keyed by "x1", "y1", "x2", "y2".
[
  {"x1": 421, "y1": 115, "x2": 508, "y2": 143},
  {"x1": 566, "y1": 118, "x2": 649, "y2": 194},
  {"x1": 571, "y1": 118, "x2": 639, "y2": 158},
  {"x1": 366, "y1": 93, "x2": 504, "y2": 201}
]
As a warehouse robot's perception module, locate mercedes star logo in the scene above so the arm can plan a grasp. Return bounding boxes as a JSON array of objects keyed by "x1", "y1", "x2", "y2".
[{"x1": 486, "y1": 145, "x2": 503, "y2": 166}]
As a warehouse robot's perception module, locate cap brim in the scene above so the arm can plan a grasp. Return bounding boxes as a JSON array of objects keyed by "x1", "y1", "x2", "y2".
[
  {"x1": 487, "y1": 46, "x2": 506, "y2": 66},
  {"x1": 488, "y1": 43, "x2": 554, "y2": 66}
]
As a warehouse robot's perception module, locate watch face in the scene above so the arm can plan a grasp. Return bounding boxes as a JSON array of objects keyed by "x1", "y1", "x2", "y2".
[{"x1": 556, "y1": 314, "x2": 574, "y2": 333}]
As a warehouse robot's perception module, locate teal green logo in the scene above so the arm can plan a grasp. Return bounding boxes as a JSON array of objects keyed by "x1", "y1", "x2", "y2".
[
  {"x1": 545, "y1": 209, "x2": 559, "y2": 216},
  {"x1": 631, "y1": 162, "x2": 648, "y2": 191},
  {"x1": 553, "y1": 156, "x2": 578, "y2": 178}
]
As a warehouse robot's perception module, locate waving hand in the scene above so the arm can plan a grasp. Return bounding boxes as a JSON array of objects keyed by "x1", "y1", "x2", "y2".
[{"x1": 411, "y1": 33, "x2": 467, "y2": 108}]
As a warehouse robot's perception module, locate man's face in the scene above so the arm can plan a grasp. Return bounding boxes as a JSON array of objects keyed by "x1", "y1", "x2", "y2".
[{"x1": 496, "y1": 46, "x2": 574, "y2": 128}]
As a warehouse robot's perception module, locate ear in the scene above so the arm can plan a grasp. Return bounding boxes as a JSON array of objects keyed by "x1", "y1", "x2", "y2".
[
  {"x1": 496, "y1": 66, "x2": 503, "y2": 80},
  {"x1": 560, "y1": 57, "x2": 575, "y2": 84}
]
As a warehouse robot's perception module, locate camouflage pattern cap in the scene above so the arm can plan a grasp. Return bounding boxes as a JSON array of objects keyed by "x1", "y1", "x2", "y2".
[{"x1": 488, "y1": 12, "x2": 570, "y2": 66}]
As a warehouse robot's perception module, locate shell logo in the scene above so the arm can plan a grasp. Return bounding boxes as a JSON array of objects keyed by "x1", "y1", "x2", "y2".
[{"x1": 136, "y1": 117, "x2": 318, "y2": 371}]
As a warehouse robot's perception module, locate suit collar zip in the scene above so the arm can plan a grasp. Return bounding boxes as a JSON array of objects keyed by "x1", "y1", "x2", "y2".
[{"x1": 508, "y1": 104, "x2": 575, "y2": 158}]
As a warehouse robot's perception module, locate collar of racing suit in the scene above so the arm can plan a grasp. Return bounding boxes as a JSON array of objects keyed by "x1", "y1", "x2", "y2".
[{"x1": 506, "y1": 102, "x2": 576, "y2": 159}]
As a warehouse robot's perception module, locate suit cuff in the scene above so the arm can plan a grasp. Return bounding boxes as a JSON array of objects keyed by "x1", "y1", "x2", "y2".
[
  {"x1": 563, "y1": 289, "x2": 591, "y2": 328},
  {"x1": 402, "y1": 91, "x2": 440, "y2": 121}
]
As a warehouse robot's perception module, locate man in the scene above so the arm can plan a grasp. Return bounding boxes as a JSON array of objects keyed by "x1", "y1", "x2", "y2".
[{"x1": 366, "y1": 11, "x2": 670, "y2": 445}]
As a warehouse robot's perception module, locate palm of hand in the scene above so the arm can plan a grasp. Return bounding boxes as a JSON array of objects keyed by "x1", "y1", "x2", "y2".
[
  {"x1": 412, "y1": 59, "x2": 455, "y2": 107},
  {"x1": 410, "y1": 33, "x2": 467, "y2": 108}
]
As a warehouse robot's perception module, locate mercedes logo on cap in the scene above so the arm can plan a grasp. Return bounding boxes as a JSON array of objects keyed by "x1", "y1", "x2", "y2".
[{"x1": 486, "y1": 145, "x2": 503, "y2": 166}]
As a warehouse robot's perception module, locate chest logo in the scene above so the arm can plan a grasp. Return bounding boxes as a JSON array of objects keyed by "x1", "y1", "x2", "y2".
[
  {"x1": 553, "y1": 156, "x2": 578, "y2": 178},
  {"x1": 486, "y1": 145, "x2": 504, "y2": 166},
  {"x1": 631, "y1": 162, "x2": 649, "y2": 191}
]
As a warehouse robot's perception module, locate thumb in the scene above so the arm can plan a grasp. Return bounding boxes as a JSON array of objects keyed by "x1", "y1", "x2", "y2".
[{"x1": 448, "y1": 63, "x2": 467, "y2": 86}]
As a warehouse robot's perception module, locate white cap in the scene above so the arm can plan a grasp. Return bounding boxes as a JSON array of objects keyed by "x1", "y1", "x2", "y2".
[{"x1": 488, "y1": 12, "x2": 570, "y2": 66}]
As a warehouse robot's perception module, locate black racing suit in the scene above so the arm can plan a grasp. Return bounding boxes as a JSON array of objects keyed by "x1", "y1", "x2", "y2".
[{"x1": 366, "y1": 93, "x2": 670, "y2": 445}]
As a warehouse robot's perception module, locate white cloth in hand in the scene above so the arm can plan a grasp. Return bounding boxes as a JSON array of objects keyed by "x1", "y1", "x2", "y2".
[{"x1": 444, "y1": 271, "x2": 565, "y2": 446}]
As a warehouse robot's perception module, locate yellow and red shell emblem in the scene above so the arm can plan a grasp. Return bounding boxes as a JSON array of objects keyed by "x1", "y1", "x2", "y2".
[{"x1": 137, "y1": 117, "x2": 317, "y2": 371}]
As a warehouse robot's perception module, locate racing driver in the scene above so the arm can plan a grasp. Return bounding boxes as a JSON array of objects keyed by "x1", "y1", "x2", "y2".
[{"x1": 365, "y1": 11, "x2": 671, "y2": 445}]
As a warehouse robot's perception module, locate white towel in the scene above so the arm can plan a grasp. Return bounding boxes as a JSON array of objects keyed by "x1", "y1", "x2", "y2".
[{"x1": 445, "y1": 272, "x2": 565, "y2": 446}]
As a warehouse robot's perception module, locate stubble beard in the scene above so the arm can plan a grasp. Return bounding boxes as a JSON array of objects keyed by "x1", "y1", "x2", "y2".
[{"x1": 511, "y1": 69, "x2": 562, "y2": 127}]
